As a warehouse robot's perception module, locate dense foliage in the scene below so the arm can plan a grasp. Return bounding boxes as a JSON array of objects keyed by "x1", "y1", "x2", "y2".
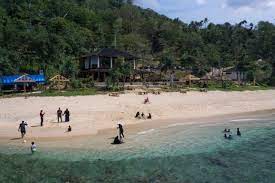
[{"x1": 0, "y1": 0, "x2": 274, "y2": 84}]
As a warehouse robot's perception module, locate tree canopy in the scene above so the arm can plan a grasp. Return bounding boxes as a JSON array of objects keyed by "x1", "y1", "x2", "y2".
[{"x1": 0, "y1": 0, "x2": 274, "y2": 85}]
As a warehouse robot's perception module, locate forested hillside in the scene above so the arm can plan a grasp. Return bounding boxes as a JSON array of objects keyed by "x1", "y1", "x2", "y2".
[{"x1": 0, "y1": 0, "x2": 275, "y2": 84}]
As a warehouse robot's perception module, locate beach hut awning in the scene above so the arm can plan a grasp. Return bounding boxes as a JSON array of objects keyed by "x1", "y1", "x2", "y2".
[
  {"x1": 14, "y1": 75, "x2": 35, "y2": 83},
  {"x1": 184, "y1": 74, "x2": 200, "y2": 81},
  {"x1": 0, "y1": 74, "x2": 45, "y2": 85},
  {"x1": 50, "y1": 75, "x2": 70, "y2": 82}
]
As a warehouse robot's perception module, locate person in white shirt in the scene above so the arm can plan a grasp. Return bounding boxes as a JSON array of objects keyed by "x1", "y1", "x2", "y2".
[{"x1": 31, "y1": 142, "x2": 37, "y2": 154}]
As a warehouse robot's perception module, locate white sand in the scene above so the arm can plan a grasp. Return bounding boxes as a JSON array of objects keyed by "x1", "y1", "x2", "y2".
[{"x1": 0, "y1": 90, "x2": 275, "y2": 139}]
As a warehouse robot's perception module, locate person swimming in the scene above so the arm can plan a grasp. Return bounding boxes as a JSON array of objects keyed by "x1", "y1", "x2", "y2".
[
  {"x1": 228, "y1": 134, "x2": 232, "y2": 140},
  {"x1": 31, "y1": 142, "x2": 37, "y2": 154},
  {"x1": 224, "y1": 134, "x2": 227, "y2": 139},
  {"x1": 237, "y1": 128, "x2": 241, "y2": 136}
]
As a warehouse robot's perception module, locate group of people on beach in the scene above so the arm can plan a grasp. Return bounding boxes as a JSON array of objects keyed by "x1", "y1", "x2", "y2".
[
  {"x1": 135, "y1": 112, "x2": 152, "y2": 120},
  {"x1": 223, "y1": 128, "x2": 241, "y2": 139},
  {"x1": 18, "y1": 107, "x2": 72, "y2": 154},
  {"x1": 57, "y1": 108, "x2": 70, "y2": 123},
  {"x1": 40, "y1": 108, "x2": 71, "y2": 127}
]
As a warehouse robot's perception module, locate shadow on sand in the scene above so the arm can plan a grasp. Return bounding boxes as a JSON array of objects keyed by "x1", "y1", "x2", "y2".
[{"x1": 10, "y1": 137, "x2": 22, "y2": 140}]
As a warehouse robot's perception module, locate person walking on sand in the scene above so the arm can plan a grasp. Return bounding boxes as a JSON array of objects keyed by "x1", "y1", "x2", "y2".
[
  {"x1": 31, "y1": 142, "x2": 37, "y2": 154},
  {"x1": 64, "y1": 108, "x2": 70, "y2": 122},
  {"x1": 40, "y1": 110, "x2": 45, "y2": 126},
  {"x1": 18, "y1": 121, "x2": 28, "y2": 138},
  {"x1": 57, "y1": 108, "x2": 63, "y2": 122},
  {"x1": 117, "y1": 124, "x2": 125, "y2": 140}
]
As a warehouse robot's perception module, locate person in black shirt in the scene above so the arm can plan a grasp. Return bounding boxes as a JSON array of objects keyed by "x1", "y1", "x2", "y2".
[
  {"x1": 64, "y1": 109, "x2": 70, "y2": 122},
  {"x1": 40, "y1": 110, "x2": 45, "y2": 126},
  {"x1": 18, "y1": 121, "x2": 28, "y2": 138},
  {"x1": 57, "y1": 108, "x2": 62, "y2": 122},
  {"x1": 117, "y1": 124, "x2": 125, "y2": 140},
  {"x1": 237, "y1": 128, "x2": 241, "y2": 136}
]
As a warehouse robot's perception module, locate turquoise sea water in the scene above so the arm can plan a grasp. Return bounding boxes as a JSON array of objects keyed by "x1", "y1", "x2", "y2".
[{"x1": 0, "y1": 115, "x2": 275, "y2": 182}]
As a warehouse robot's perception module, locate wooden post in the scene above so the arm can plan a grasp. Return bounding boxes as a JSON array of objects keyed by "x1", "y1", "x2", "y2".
[
  {"x1": 189, "y1": 75, "x2": 191, "y2": 88},
  {"x1": 97, "y1": 56, "x2": 100, "y2": 68},
  {"x1": 110, "y1": 57, "x2": 113, "y2": 69},
  {"x1": 24, "y1": 83, "x2": 27, "y2": 98},
  {"x1": 133, "y1": 59, "x2": 136, "y2": 70}
]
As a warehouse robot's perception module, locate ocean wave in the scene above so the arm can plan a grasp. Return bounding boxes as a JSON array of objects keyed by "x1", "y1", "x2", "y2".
[{"x1": 137, "y1": 129, "x2": 155, "y2": 135}]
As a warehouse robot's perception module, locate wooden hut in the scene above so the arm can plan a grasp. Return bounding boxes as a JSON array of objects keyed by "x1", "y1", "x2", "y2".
[
  {"x1": 49, "y1": 75, "x2": 70, "y2": 90},
  {"x1": 184, "y1": 74, "x2": 200, "y2": 87}
]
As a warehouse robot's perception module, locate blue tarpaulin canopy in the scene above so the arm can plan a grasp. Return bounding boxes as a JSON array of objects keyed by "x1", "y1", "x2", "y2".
[{"x1": 0, "y1": 75, "x2": 45, "y2": 86}]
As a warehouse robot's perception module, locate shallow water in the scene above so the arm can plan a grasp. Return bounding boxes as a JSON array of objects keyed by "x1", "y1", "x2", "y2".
[{"x1": 0, "y1": 115, "x2": 275, "y2": 182}]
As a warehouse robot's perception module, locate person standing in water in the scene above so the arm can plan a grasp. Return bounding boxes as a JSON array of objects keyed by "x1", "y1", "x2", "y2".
[
  {"x1": 117, "y1": 124, "x2": 125, "y2": 140},
  {"x1": 64, "y1": 108, "x2": 70, "y2": 122},
  {"x1": 237, "y1": 128, "x2": 241, "y2": 136},
  {"x1": 57, "y1": 108, "x2": 62, "y2": 122},
  {"x1": 18, "y1": 121, "x2": 28, "y2": 138},
  {"x1": 31, "y1": 142, "x2": 37, "y2": 154},
  {"x1": 40, "y1": 110, "x2": 45, "y2": 126}
]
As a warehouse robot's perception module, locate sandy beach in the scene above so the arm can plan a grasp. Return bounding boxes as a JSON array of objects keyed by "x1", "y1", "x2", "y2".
[{"x1": 0, "y1": 90, "x2": 275, "y2": 139}]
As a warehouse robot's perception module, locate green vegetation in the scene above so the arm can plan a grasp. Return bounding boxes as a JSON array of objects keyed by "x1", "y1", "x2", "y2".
[
  {"x1": 0, "y1": 0, "x2": 275, "y2": 86},
  {"x1": 33, "y1": 88, "x2": 97, "y2": 97},
  {"x1": 206, "y1": 82, "x2": 271, "y2": 91}
]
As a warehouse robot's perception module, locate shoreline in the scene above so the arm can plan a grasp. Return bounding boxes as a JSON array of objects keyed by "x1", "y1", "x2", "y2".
[
  {"x1": 0, "y1": 90, "x2": 275, "y2": 141},
  {"x1": 0, "y1": 109, "x2": 274, "y2": 145}
]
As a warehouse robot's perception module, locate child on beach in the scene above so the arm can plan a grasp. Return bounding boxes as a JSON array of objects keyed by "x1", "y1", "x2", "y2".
[{"x1": 31, "y1": 142, "x2": 37, "y2": 154}]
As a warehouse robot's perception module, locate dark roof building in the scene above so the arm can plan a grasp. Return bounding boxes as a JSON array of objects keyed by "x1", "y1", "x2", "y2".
[
  {"x1": 79, "y1": 48, "x2": 138, "y2": 82},
  {"x1": 81, "y1": 48, "x2": 137, "y2": 60}
]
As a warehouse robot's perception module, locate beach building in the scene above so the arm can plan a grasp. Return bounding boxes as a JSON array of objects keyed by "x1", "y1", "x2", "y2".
[
  {"x1": 0, "y1": 74, "x2": 45, "y2": 91},
  {"x1": 223, "y1": 67, "x2": 247, "y2": 82},
  {"x1": 205, "y1": 67, "x2": 247, "y2": 82},
  {"x1": 79, "y1": 48, "x2": 138, "y2": 82}
]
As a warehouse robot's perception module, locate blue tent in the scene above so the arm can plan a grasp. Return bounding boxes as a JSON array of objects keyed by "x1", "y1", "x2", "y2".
[{"x1": 0, "y1": 74, "x2": 45, "y2": 86}]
